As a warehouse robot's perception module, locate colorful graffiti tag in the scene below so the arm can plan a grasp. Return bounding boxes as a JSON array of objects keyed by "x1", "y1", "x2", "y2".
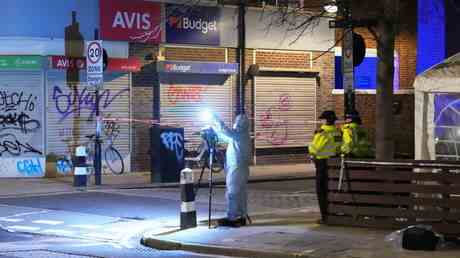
[
  {"x1": 51, "y1": 85, "x2": 130, "y2": 121},
  {"x1": 161, "y1": 131, "x2": 184, "y2": 161},
  {"x1": 257, "y1": 93, "x2": 291, "y2": 146},
  {"x1": 166, "y1": 85, "x2": 205, "y2": 105},
  {"x1": 0, "y1": 86, "x2": 43, "y2": 157},
  {"x1": 16, "y1": 157, "x2": 43, "y2": 176}
]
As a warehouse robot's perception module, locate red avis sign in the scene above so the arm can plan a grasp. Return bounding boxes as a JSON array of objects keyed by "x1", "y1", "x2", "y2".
[
  {"x1": 51, "y1": 56, "x2": 141, "y2": 72},
  {"x1": 100, "y1": 0, "x2": 161, "y2": 44}
]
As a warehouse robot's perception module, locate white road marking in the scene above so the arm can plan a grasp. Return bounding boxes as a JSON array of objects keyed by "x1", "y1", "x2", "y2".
[
  {"x1": 102, "y1": 226, "x2": 128, "y2": 232},
  {"x1": 41, "y1": 229, "x2": 75, "y2": 235},
  {"x1": 7, "y1": 225, "x2": 40, "y2": 231},
  {"x1": 0, "y1": 218, "x2": 23, "y2": 222},
  {"x1": 32, "y1": 219, "x2": 64, "y2": 225},
  {"x1": 70, "y1": 243, "x2": 107, "y2": 248},
  {"x1": 68, "y1": 224, "x2": 101, "y2": 229},
  {"x1": 7, "y1": 210, "x2": 49, "y2": 217},
  {"x1": 83, "y1": 232, "x2": 119, "y2": 240}
]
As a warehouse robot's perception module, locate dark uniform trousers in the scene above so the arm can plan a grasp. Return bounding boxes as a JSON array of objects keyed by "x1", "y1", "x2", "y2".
[{"x1": 313, "y1": 158, "x2": 329, "y2": 221}]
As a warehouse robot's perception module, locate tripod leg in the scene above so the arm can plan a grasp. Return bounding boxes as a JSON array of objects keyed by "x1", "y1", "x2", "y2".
[
  {"x1": 194, "y1": 161, "x2": 207, "y2": 196},
  {"x1": 208, "y1": 149, "x2": 214, "y2": 229},
  {"x1": 246, "y1": 214, "x2": 252, "y2": 225}
]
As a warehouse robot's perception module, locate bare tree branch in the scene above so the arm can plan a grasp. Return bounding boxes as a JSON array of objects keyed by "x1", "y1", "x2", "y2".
[{"x1": 312, "y1": 29, "x2": 347, "y2": 61}]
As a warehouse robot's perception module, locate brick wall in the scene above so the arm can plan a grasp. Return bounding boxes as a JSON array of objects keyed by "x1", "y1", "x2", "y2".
[
  {"x1": 130, "y1": 43, "x2": 158, "y2": 171},
  {"x1": 165, "y1": 47, "x2": 226, "y2": 62}
]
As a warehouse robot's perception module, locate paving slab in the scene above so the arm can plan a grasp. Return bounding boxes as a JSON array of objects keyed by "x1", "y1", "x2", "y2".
[{"x1": 142, "y1": 213, "x2": 460, "y2": 258}]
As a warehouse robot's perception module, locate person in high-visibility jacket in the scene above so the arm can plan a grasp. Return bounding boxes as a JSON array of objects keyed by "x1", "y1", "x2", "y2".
[
  {"x1": 308, "y1": 110, "x2": 341, "y2": 222},
  {"x1": 341, "y1": 111, "x2": 373, "y2": 158}
]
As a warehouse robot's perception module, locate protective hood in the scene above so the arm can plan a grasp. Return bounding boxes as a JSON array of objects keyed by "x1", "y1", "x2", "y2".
[{"x1": 233, "y1": 114, "x2": 249, "y2": 132}]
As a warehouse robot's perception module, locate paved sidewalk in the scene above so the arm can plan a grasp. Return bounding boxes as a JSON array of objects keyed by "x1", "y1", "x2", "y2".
[
  {"x1": 142, "y1": 211, "x2": 460, "y2": 258},
  {"x1": 0, "y1": 163, "x2": 314, "y2": 197}
]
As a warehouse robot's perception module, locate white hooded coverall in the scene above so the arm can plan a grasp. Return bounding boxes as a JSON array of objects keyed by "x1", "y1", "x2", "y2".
[{"x1": 214, "y1": 114, "x2": 250, "y2": 220}]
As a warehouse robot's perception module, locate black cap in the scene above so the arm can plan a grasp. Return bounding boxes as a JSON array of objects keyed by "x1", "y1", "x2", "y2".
[
  {"x1": 319, "y1": 110, "x2": 337, "y2": 121},
  {"x1": 345, "y1": 111, "x2": 361, "y2": 123}
]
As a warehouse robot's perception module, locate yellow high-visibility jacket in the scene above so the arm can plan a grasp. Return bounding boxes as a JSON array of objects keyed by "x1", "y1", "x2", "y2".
[
  {"x1": 341, "y1": 122, "x2": 372, "y2": 157},
  {"x1": 308, "y1": 124, "x2": 341, "y2": 159}
]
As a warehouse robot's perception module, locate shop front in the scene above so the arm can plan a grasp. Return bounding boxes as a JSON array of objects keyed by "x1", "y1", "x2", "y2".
[
  {"x1": 0, "y1": 56, "x2": 46, "y2": 177},
  {"x1": 157, "y1": 60, "x2": 238, "y2": 148},
  {"x1": 251, "y1": 67, "x2": 319, "y2": 163},
  {"x1": 46, "y1": 55, "x2": 140, "y2": 175}
]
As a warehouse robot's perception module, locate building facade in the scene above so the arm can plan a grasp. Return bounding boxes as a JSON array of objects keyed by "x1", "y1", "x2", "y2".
[{"x1": 0, "y1": 0, "x2": 419, "y2": 177}]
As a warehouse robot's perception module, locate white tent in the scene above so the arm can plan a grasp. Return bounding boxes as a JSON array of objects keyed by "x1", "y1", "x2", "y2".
[{"x1": 414, "y1": 52, "x2": 460, "y2": 160}]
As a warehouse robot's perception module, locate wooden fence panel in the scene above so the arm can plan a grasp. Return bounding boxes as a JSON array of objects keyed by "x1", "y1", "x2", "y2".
[{"x1": 325, "y1": 159, "x2": 460, "y2": 236}]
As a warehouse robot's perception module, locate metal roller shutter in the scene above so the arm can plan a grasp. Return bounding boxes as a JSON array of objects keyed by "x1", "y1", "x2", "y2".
[
  {"x1": 254, "y1": 76, "x2": 317, "y2": 149},
  {"x1": 0, "y1": 71, "x2": 45, "y2": 177},
  {"x1": 46, "y1": 71, "x2": 131, "y2": 173},
  {"x1": 160, "y1": 74, "x2": 234, "y2": 149}
]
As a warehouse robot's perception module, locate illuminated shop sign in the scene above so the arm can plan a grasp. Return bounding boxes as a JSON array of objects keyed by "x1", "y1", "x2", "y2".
[
  {"x1": 0, "y1": 56, "x2": 42, "y2": 70},
  {"x1": 166, "y1": 4, "x2": 220, "y2": 45},
  {"x1": 158, "y1": 61, "x2": 238, "y2": 74},
  {"x1": 100, "y1": 0, "x2": 161, "y2": 44}
]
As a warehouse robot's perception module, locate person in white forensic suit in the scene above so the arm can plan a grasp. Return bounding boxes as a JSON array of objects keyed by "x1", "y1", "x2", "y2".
[{"x1": 212, "y1": 113, "x2": 251, "y2": 227}]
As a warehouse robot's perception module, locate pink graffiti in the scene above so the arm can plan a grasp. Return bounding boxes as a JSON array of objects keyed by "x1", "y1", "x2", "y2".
[
  {"x1": 258, "y1": 93, "x2": 292, "y2": 145},
  {"x1": 279, "y1": 93, "x2": 291, "y2": 111},
  {"x1": 167, "y1": 85, "x2": 205, "y2": 105}
]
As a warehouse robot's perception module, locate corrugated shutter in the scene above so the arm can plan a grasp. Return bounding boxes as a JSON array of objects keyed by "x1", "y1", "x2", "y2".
[
  {"x1": 46, "y1": 71, "x2": 131, "y2": 173},
  {"x1": 160, "y1": 74, "x2": 234, "y2": 149},
  {"x1": 0, "y1": 71, "x2": 45, "y2": 177},
  {"x1": 254, "y1": 76, "x2": 316, "y2": 148}
]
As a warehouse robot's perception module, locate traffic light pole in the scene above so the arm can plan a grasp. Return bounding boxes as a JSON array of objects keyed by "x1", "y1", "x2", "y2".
[{"x1": 94, "y1": 29, "x2": 102, "y2": 185}]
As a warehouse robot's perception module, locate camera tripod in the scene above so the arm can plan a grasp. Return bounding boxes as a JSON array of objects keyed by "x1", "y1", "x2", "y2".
[{"x1": 194, "y1": 128, "x2": 219, "y2": 228}]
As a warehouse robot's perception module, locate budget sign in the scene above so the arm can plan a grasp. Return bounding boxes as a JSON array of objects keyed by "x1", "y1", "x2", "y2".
[
  {"x1": 166, "y1": 4, "x2": 220, "y2": 45},
  {"x1": 86, "y1": 41, "x2": 103, "y2": 87}
]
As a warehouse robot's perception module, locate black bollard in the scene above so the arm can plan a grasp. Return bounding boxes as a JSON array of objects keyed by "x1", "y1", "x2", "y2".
[
  {"x1": 180, "y1": 167, "x2": 196, "y2": 229},
  {"x1": 73, "y1": 146, "x2": 88, "y2": 187}
]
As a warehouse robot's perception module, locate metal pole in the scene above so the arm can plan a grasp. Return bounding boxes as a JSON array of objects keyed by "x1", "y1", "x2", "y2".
[
  {"x1": 94, "y1": 29, "x2": 102, "y2": 185},
  {"x1": 208, "y1": 147, "x2": 214, "y2": 229},
  {"x1": 237, "y1": 1, "x2": 246, "y2": 114},
  {"x1": 341, "y1": 0, "x2": 355, "y2": 117}
]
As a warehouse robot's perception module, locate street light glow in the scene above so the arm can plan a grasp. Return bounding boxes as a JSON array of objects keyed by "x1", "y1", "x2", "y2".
[
  {"x1": 200, "y1": 109, "x2": 214, "y2": 123},
  {"x1": 324, "y1": 1, "x2": 338, "y2": 13}
]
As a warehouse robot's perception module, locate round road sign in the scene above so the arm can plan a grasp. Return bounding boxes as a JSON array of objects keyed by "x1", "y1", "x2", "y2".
[{"x1": 87, "y1": 41, "x2": 102, "y2": 64}]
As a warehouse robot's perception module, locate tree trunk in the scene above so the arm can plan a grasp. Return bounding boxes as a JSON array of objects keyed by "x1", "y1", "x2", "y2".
[{"x1": 375, "y1": 3, "x2": 396, "y2": 160}]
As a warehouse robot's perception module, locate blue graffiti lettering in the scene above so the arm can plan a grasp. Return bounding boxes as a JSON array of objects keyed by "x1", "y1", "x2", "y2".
[
  {"x1": 161, "y1": 132, "x2": 184, "y2": 161},
  {"x1": 56, "y1": 159, "x2": 72, "y2": 175},
  {"x1": 52, "y1": 85, "x2": 129, "y2": 121},
  {"x1": 16, "y1": 158, "x2": 43, "y2": 176}
]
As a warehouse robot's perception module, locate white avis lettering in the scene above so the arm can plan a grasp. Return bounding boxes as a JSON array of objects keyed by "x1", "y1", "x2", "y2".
[{"x1": 112, "y1": 11, "x2": 151, "y2": 30}]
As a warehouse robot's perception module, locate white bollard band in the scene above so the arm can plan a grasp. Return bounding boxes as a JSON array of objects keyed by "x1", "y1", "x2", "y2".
[{"x1": 181, "y1": 201, "x2": 196, "y2": 213}]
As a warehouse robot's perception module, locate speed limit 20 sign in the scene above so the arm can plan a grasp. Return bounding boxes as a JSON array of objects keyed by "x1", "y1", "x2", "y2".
[{"x1": 86, "y1": 40, "x2": 104, "y2": 87}]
